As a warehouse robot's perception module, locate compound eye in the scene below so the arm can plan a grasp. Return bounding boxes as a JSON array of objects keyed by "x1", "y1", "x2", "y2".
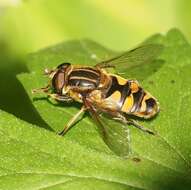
[
  {"x1": 57, "y1": 62, "x2": 71, "y2": 69},
  {"x1": 52, "y1": 71, "x2": 65, "y2": 94}
]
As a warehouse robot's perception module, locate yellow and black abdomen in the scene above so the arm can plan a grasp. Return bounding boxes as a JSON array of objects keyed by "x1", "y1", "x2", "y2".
[{"x1": 105, "y1": 75, "x2": 159, "y2": 119}]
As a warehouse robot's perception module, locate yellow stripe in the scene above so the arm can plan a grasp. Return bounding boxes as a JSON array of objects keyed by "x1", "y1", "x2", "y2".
[
  {"x1": 121, "y1": 95, "x2": 134, "y2": 112},
  {"x1": 69, "y1": 76, "x2": 97, "y2": 83},
  {"x1": 74, "y1": 68, "x2": 100, "y2": 76},
  {"x1": 130, "y1": 81, "x2": 139, "y2": 93},
  {"x1": 110, "y1": 74, "x2": 127, "y2": 85},
  {"x1": 108, "y1": 90, "x2": 121, "y2": 102},
  {"x1": 116, "y1": 76, "x2": 127, "y2": 85}
]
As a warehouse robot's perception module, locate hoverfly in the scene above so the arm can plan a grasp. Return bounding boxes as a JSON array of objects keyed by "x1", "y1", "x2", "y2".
[{"x1": 32, "y1": 44, "x2": 163, "y2": 157}]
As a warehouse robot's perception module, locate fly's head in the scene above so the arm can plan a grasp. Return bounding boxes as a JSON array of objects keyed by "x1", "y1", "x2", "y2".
[
  {"x1": 46, "y1": 63, "x2": 71, "y2": 94},
  {"x1": 32, "y1": 63, "x2": 71, "y2": 96}
]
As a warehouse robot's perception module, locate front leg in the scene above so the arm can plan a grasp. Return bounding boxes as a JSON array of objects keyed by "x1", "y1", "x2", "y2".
[
  {"x1": 48, "y1": 93, "x2": 73, "y2": 102},
  {"x1": 32, "y1": 86, "x2": 73, "y2": 102}
]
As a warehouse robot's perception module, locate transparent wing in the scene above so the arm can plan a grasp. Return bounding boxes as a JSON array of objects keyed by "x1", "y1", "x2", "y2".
[
  {"x1": 87, "y1": 105, "x2": 131, "y2": 158},
  {"x1": 96, "y1": 44, "x2": 163, "y2": 74}
]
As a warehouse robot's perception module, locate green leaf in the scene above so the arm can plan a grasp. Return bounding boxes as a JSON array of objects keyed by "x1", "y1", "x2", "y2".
[{"x1": 1, "y1": 28, "x2": 191, "y2": 189}]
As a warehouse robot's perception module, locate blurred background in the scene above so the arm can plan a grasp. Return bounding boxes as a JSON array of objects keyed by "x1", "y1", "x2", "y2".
[{"x1": 0, "y1": 0, "x2": 191, "y2": 125}]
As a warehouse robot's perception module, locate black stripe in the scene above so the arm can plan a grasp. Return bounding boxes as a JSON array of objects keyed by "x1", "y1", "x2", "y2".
[
  {"x1": 70, "y1": 69, "x2": 100, "y2": 80},
  {"x1": 131, "y1": 88, "x2": 145, "y2": 112},
  {"x1": 75, "y1": 68, "x2": 100, "y2": 74},
  {"x1": 120, "y1": 81, "x2": 131, "y2": 107},
  {"x1": 145, "y1": 98, "x2": 156, "y2": 114},
  {"x1": 105, "y1": 76, "x2": 131, "y2": 108}
]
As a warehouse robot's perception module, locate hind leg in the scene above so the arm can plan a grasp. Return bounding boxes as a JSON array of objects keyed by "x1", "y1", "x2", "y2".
[
  {"x1": 113, "y1": 113, "x2": 155, "y2": 135},
  {"x1": 126, "y1": 119, "x2": 155, "y2": 135}
]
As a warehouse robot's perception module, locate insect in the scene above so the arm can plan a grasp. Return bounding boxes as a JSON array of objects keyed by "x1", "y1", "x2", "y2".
[{"x1": 32, "y1": 44, "x2": 163, "y2": 157}]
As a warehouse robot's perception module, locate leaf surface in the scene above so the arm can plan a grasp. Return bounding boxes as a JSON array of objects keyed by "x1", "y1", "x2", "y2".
[{"x1": 0, "y1": 29, "x2": 191, "y2": 189}]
